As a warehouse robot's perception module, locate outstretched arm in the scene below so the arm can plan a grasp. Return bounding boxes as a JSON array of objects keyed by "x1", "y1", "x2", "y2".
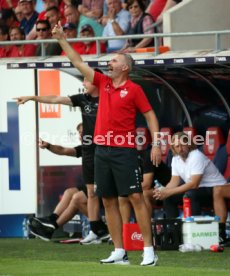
[
  {"x1": 39, "y1": 138, "x2": 77, "y2": 157},
  {"x1": 14, "y1": 95, "x2": 72, "y2": 106},
  {"x1": 52, "y1": 21, "x2": 95, "y2": 83}
]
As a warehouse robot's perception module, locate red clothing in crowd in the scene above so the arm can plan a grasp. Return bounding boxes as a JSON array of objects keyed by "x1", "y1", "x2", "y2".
[
  {"x1": 0, "y1": 46, "x2": 12, "y2": 57},
  {"x1": 0, "y1": 0, "x2": 18, "y2": 10},
  {"x1": 93, "y1": 71, "x2": 152, "y2": 148},
  {"x1": 9, "y1": 44, "x2": 37, "y2": 57},
  {"x1": 78, "y1": 41, "x2": 106, "y2": 55},
  {"x1": 148, "y1": 0, "x2": 167, "y2": 21}
]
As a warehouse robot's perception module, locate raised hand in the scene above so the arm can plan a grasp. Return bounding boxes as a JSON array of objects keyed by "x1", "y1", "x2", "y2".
[{"x1": 52, "y1": 21, "x2": 65, "y2": 40}]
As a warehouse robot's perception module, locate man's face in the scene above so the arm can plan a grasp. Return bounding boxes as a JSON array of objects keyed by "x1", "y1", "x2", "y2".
[
  {"x1": 36, "y1": 23, "x2": 50, "y2": 39},
  {"x1": 107, "y1": 54, "x2": 127, "y2": 78},
  {"x1": 173, "y1": 137, "x2": 190, "y2": 160},
  {"x1": 80, "y1": 30, "x2": 93, "y2": 45},
  {"x1": 64, "y1": 28, "x2": 77, "y2": 39},
  {"x1": 64, "y1": 6, "x2": 79, "y2": 24},
  {"x1": 46, "y1": 9, "x2": 60, "y2": 28},
  {"x1": 107, "y1": 0, "x2": 121, "y2": 13},
  {"x1": 10, "y1": 28, "x2": 24, "y2": 41},
  {"x1": 83, "y1": 78, "x2": 97, "y2": 95},
  {"x1": 20, "y1": 1, "x2": 34, "y2": 16}
]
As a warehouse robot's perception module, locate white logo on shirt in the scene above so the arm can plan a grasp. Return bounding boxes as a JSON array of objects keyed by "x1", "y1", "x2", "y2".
[{"x1": 120, "y1": 89, "x2": 128, "y2": 98}]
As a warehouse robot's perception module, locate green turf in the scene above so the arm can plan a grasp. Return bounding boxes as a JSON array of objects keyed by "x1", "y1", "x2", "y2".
[{"x1": 0, "y1": 239, "x2": 230, "y2": 275}]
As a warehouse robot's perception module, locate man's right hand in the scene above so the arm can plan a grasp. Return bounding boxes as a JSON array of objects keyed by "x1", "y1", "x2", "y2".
[
  {"x1": 13, "y1": 96, "x2": 33, "y2": 105},
  {"x1": 39, "y1": 138, "x2": 49, "y2": 149}
]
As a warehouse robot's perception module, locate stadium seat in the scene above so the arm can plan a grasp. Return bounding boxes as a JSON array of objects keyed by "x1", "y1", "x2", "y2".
[
  {"x1": 183, "y1": 127, "x2": 198, "y2": 140},
  {"x1": 159, "y1": 127, "x2": 173, "y2": 162},
  {"x1": 203, "y1": 127, "x2": 225, "y2": 160},
  {"x1": 136, "y1": 127, "x2": 151, "y2": 151},
  {"x1": 223, "y1": 130, "x2": 230, "y2": 179}
]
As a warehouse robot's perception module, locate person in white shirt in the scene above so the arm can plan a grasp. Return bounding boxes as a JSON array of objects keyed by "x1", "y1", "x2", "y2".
[{"x1": 153, "y1": 131, "x2": 228, "y2": 242}]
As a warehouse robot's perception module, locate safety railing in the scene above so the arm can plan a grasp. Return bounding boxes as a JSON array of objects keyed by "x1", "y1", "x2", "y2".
[{"x1": 0, "y1": 29, "x2": 230, "y2": 57}]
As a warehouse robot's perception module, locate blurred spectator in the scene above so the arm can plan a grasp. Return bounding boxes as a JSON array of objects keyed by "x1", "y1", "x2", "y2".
[
  {"x1": 78, "y1": 0, "x2": 104, "y2": 20},
  {"x1": 14, "y1": 4, "x2": 24, "y2": 22},
  {"x1": 35, "y1": 0, "x2": 45, "y2": 13},
  {"x1": 78, "y1": 24, "x2": 106, "y2": 54},
  {"x1": 0, "y1": 23, "x2": 11, "y2": 57},
  {"x1": 45, "y1": 6, "x2": 62, "y2": 28},
  {"x1": 64, "y1": 4, "x2": 80, "y2": 25},
  {"x1": 35, "y1": 19, "x2": 62, "y2": 56},
  {"x1": 19, "y1": 0, "x2": 38, "y2": 35},
  {"x1": 0, "y1": 8, "x2": 18, "y2": 28},
  {"x1": 61, "y1": 22, "x2": 84, "y2": 55},
  {"x1": 155, "y1": 0, "x2": 182, "y2": 25},
  {"x1": 146, "y1": 0, "x2": 167, "y2": 22},
  {"x1": 37, "y1": 0, "x2": 60, "y2": 20},
  {"x1": 9, "y1": 26, "x2": 36, "y2": 57},
  {"x1": 65, "y1": 3, "x2": 103, "y2": 38},
  {"x1": 121, "y1": 0, "x2": 155, "y2": 52},
  {"x1": 0, "y1": 0, "x2": 18, "y2": 10},
  {"x1": 102, "y1": 0, "x2": 130, "y2": 53}
]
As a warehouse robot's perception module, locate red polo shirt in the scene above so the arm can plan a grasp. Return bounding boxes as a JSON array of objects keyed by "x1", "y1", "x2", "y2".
[{"x1": 93, "y1": 71, "x2": 152, "y2": 148}]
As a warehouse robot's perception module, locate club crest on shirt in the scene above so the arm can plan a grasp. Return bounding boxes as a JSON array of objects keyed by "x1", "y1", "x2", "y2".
[{"x1": 120, "y1": 89, "x2": 128, "y2": 98}]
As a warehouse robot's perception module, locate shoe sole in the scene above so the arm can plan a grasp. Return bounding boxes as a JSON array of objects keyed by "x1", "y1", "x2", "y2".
[
  {"x1": 99, "y1": 234, "x2": 110, "y2": 242},
  {"x1": 33, "y1": 218, "x2": 56, "y2": 229},
  {"x1": 100, "y1": 260, "x2": 130, "y2": 265},
  {"x1": 29, "y1": 229, "x2": 51, "y2": 242},
  {"x1": 141, "y1": 255, "x2": 158, "y2": 266},
  {"x1": 80, "y1": 239, "x2": 102, "y2": 245}
]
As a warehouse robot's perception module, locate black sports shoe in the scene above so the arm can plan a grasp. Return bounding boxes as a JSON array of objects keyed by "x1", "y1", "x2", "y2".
[
  {"x1": 33, "y1": 217, "x2": 56, "y2": 229},
  {"x1": 29, "y1": 223, "x2": 54, "y2": 241}
]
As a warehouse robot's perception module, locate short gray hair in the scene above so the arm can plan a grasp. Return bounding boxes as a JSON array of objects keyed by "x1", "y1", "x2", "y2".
[{"x1": 119, "y1": 53, "x2": 134, "y2": 72}]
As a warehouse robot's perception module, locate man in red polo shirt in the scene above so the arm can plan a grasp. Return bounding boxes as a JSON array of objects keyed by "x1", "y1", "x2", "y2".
[{"x1": 52, "y1": 21, "x2": 161, "y2": 266}]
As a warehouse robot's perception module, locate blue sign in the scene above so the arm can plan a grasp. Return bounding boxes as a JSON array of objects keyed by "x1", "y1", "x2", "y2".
[{"x1": 0, "y1": 102, "x2": 20, "y2": 190}]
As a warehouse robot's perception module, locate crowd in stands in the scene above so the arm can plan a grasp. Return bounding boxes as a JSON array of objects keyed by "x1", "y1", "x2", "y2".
[{"x1": 0, "y1": 0, "x2": 182, "y2": 58}]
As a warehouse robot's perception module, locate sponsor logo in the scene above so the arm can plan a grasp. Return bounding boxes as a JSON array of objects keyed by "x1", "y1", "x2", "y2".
[
  {"x1": 192, "y1": 231, "x2": 217, "y2": 238},
  {"x1": 120, "y1": 89, "x2": 128, "y2": 98},
  {"x1": 39, "y1": 70, "x2": 61, "y2": 118},
  {"x1": 131, "y1": 232, "x2": 143, "y2": 241}
]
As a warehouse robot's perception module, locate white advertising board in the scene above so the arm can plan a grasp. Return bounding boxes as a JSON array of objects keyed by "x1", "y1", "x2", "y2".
[
  {"x1": 0, "y1": 65, "x2": 37, "y2": 214},
  {"x1": 37, "y1": 69, "x2": 83, "y2": 166}
]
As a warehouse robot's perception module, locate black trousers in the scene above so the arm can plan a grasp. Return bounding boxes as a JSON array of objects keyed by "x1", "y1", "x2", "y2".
[{"x1": 163, "y1": 187, "x2": 213, "y2": 218}]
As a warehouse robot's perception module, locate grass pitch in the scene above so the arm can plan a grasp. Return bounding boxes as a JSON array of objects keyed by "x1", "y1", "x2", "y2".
[{"x1": 0, "y1": 238, "x2": 230, "y2": 275}]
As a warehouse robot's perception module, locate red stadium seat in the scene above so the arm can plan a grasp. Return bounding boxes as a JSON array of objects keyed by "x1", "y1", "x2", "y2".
[
  {"x1": 159, "y1": 127, "x2": 173, "y2": 162},
  {"x1": 136, "y1": 127, "x2": 151, "y2": 151},
  {"x1": 183, "y1": 127, "x2": 198, "y2": 140},
  {"x1": 203, "y1": 127, "x2": 225, "y2": 160},
  {"x1": 224, "y1": 130, "x2": 230, "y2": 179}
]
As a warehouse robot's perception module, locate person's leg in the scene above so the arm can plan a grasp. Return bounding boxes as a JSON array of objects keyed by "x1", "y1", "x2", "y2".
[
  {"x1": 54, "y1": 187, "x2": 79, "y2": 216},
  {"x1": 128, "y1": 193, "x2": 152, "y2": 246},
  {"x1": 80, "y1": 147, "x2": 109, "y2": 244},
  {"x1": 87, "y1": 184, "x2": 100, "y2": 221},
  {"x1": 213, "y1": 184, "x2": 230, "y2": 241},
  {"x1": 95, "y1": 146, "x2": 129, "y2": 264},
  {"x1": 56, "y1": 191, "x2": 88, "y2": 226},
  {"x1": 163, "y1": 194, "x2": 183, "y2": 218},
  {"x1": 118, "y1": 196, "x2": 132, "y2": 224},
  {"x1": 103, "y1": 197, "x2": 123, "y2": 248},
  {"x1": 142, "y1": 172, "x2": 154, "y2": 219},
  {"x1": 186, "y1": 187, "x2": 213, "y2": 216}
]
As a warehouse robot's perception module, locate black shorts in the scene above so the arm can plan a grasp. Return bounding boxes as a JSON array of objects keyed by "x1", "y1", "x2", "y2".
[
  {"x1": 94, "y1": 146, "x2": 143, "y2": 197},
  {"x1": 82, "y1": 145, "x2": 95, "y2": 185}
]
